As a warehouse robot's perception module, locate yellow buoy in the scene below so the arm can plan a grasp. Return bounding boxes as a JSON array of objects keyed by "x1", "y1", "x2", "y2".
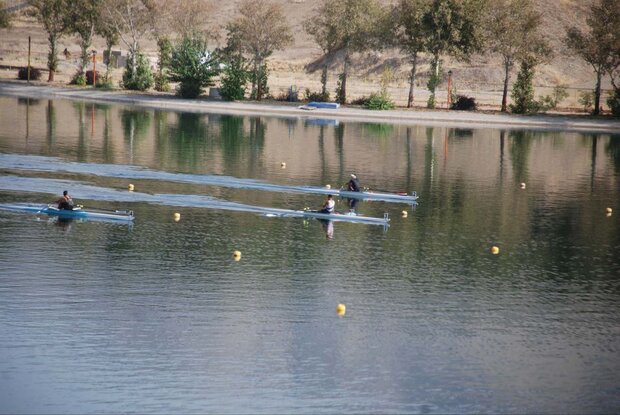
[
  {"x1": 520, "y1": 183, "x2": 526, "y2": 189},
  {"x1": 128, "y1": 183, "x2": 134, "y2": 191},
  {"x1": 336, "y1": 303, "x2": 346, "y2": 316},
  {"x1": 281, "y1": 162, "x2": 286, "y2": 168},
  {"x1": 325, "y1": 184, "x2": 331, "y2": 189},
  {"x1": 606, "y1": 207, "x2": 613, "y2": 214},
  {"x1": 233, "y1": 250, "x2": 242, "y2": 261},
  {"x1": 401, "y1": 210, "x2": 408, "y2": 218},
  {"x1": 491, "y1": 246, "x2": 500, "y2": 255},
  {"x1": 173, "y1": 212, "x2": 181, "y2": 222}
]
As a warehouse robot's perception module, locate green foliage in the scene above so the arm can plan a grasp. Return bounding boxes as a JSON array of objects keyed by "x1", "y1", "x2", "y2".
[
  {"x1": 579, "y1": 91, "x2": 595, "y2": 112},
  {"x1": 249, "y1": 63, "x2": 269, "y2": 100},
  {"x1": 220, "y1": 55, "x2": 249, "y2": 101},
  {"x1": 427, "y1": 61, "x2": 443, "y2": 108},
  {"x1": 71, "y1": 73, "x2": 87, "y2": 86},
  {"x1": 168, "y1": 36, "x2": 220, "y2": 99},
  {"x1": 305, "y1": 89, "x2": 330, "y2": 102},
  {"x1": 17, "y1": 67, "x2": 42, "y2": 81},
  {"x1": 335, "y1": 72, "x2": 345, "y2": 104},
  {"x1": 95, "y1": 73, "x2": 113, "y2": 89},
  {"x1": 538, "y1": 85, "x2": 569, "y2": 111},
  {"x1": 122, "y1": 52, "x2": 153, "y2": 91},
  {"x1": 451, "y1": 95, "x2": 477, "y2": 110},
  {"x1": 0, "y1": 0, "x2": 11, "y2": 28},
  {"x1": 607, "y1": 89, "x2": 620, "y2": 117},
  {"x1": 510, "y1": 60, "x2": 540, "y2": 114},
  {"x1": 365, "y1": 92, "x2": 395, "y2": 110},
  {"x1": 155, "y1": 37, "x2": 172, "y2": 92}
]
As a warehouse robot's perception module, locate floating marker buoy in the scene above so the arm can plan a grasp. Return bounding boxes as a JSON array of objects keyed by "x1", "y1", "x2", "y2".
[
  {"x1": 281, "y1": 162, "x2": 286, "y2": 168},
  {"x1": 173, "y1": 212, "x2": 181, "y2": 222},
  {"x1": 401, "y1": 210, "x2": 408, "y2": 218},
  {"x1": 128, "y1": 183, "x2": 134, "y2": 191},
  {"x1": 336, "y1": 303, "x2": 346, "y2": 316},
  {"x1": 606, "y1": 207, "x2": 613, "y2": 214},
  {"x1": 491, "y1": 246, "x2": 500, "y2": 255},
  {"x1": 520, "y1": 183, "x2": 526, "y2": 189},
  {"x1": 233, "y1": 250, "x2": 241, "y2": 261},
  {"x1": 325, "y1": 184, "x2": 331, "y2": 189}
]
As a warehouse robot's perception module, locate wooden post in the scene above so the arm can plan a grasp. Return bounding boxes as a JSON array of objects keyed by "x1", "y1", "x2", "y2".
[{"x1": 27, "y1": 36, "x2": 31, "y2": 84}]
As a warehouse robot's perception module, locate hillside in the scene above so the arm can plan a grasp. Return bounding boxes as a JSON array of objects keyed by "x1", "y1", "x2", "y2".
[{"x1": 0, "y1": 0, "x2": 607, "y2": 109}]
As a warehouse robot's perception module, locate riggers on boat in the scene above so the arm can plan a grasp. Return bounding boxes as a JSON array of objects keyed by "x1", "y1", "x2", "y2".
[
  {"x1": 265, "y1": 208, "x2": 390, "y2": 226},
  {"x1": 0, "y1": 203, "x2": 135, "y2": 222},
  {"x1": 300, "y1": 187, "x2": 419, "y2": 204}
]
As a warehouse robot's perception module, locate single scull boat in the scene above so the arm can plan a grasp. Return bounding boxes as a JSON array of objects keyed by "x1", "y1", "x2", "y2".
[{"x1": 0, "y1": 203, "x2": 135, "y2": 222}]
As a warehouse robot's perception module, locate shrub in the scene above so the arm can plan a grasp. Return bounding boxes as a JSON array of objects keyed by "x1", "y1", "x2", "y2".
[
  {"x1": 220, "y1": 54, "x2": 249, "y2": 101},
  {"x1": 578, "y1": 91, "x2": 594, "y2": 112},
  {"x1": 17, "y1": 67, "x2": 41, "y2": 81},
  {"x1": 365, "y1": 92, "x2": 395, "y2": 110},
  {"x1": 71, "y1": 73, "x2": 87, "y2": 86},
  {"x1": 451, "y1": 95, "x2": 477, "y2": 111},
  {"x1": 153, "y1": 73, "x2": 170, "y2": 92},
  {"x1": 122, "y1": 52, "x2": 154, "y2": 91},
  {"x1": 169, "y1": 36, "x2": 220, "y2": 99},
  {"x1": 95, "y1": 73, "x2": 113, "y2": 89},
  {"x1": 305, "y1": 89, "x2": 330, "y2": 102},
  {"x1": 510, "y1": 60, "x2": 540, "y2": 114},
  {"x1": 538, "y1": 85, "x2": 569, "y2": 111},
  {"x1": 350, "y1": 96, "x2": 370, "y2": 106},
  {"x1": 607, "y1": 89, "x2": 620, "y2": 117}
]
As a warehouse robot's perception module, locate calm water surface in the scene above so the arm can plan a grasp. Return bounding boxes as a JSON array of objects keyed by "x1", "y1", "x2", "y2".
[{"x1": 0, "y1": 96, "x2": 619, "y2": 413}]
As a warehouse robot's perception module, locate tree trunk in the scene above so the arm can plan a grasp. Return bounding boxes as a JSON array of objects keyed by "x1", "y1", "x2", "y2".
[
  {"x1": 47, "y1": 33, "x2": 58, "y2": 82},
  {"x1": 407, "y1": 53, "x2": 418, "y2": 108},
  {"x1": 593, "y1": 68, "x2": 602, "y2": 115},
  {"x1": 501, "y1": 58, "x2": 512, "y2": 112},
  {"x1": 256, "y1": 61, "x2": 263, "y2": 101},
  {"x1": 321, "y1": 64, "x2": 328, "y2": 97},
  {"x1": 339, "y1": 50, "x2": 349, "y2": 104}
]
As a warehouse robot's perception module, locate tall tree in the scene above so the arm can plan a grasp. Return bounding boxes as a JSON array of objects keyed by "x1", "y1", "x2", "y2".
[
  {"x1": 68, "y1": 0, "x2": 101, "y2": 77},
  {"x1": 421, "y1": 0, "x2": 486, "y2": 108},
  {"x1": 307, "y1": 0, "x2": 384, "y2": 104},
  {"x1": 392, "y1": 0, "x2": 430, "y2": 108},
  {"x1": 225, "y1": 0, "x2": 292, "y2": 101},
  {"x1": 101, "y1": 0, "x2": 156, "y2": 79},
  {"x1": 485, "y1": 0, "x2": 548, "y2": 112},
  {"x1": 29, "y1": 0, "x2": 71, "y2": 82},
  {"x1": 304, "y1": 9, "x2": 340, "y2": 99},
  {"x1": 566, "y1": 0, "x2": 620, "y2": 115}
]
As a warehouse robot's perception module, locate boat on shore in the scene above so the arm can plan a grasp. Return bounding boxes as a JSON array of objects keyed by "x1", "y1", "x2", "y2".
[{"x1": 0, "y1": 203, "x2": 135, "y2": 222}]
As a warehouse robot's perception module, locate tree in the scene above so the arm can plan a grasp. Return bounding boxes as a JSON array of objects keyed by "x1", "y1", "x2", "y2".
[
  {"x1": 392, "y1": 0, "x2": 430, "y2": 108},
  {"x1": 421, "y1": 0, "x2": 487, "y2": 108},
  {"x1": 167, "y1": 0, "x2": 214, "y2": 39},
  {"x1": 101, "y1": 0, "x2": 156, "y2": 83},
  {"x1": 225, "y1": 0, "x2": 292, "y2": 101},
  {"x1": 566, "y1": 0, "x2": 620, "y2": 115},
  {"x1": 306, "y1": 0, "x2": 385, "y2": 104},
  {"x1": 168, "y1": 36, "x2": 220, "y2": 98},
  {"x1": 67, "y1": 0, "x2": 101, "y2": 78},
  {"x1": 96, "y1": 10, "x2": 120, "y2": 80},
  {"x1": 485, "y1": 0, "x2": 548, "y2": 112},
  {"x1": 304, "y1": 7, "x2": 340, "y2": 100},
  {"x1": 0, "y1": 0, "x2": 12, "y2": 28},
  {"x1": 29, "y1": 0, "x2": 71, "y2": 82}
]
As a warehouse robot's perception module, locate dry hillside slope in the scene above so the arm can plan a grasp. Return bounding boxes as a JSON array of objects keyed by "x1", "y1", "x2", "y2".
[{"x1": 0, "y1": 0, "x2": 610, "y2": 109}]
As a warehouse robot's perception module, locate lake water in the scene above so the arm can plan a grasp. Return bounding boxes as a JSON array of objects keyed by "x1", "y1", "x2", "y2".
[{"x1": 0, "y1": 96, "x2": 619, "y2": 414}]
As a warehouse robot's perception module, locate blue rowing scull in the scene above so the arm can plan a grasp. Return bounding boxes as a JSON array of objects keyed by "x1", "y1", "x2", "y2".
[{"x1": 0, "y1": 203, "x2": 135, "y2": 222}]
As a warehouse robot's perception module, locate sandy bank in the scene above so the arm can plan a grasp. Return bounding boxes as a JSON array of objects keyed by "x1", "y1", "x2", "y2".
[{"x1": 1, "y1": 81, "x2": 619, "y2": 134}]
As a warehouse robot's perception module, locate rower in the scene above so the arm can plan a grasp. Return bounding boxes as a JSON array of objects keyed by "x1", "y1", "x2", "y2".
[
  {"x1": 319, "y1": 194, "x2": 335, "y2": 214},
  {"x1": 56, "y1": 190, "x2": 75, "y2": 210},
  {"x1": 347, "y1": 173, "x2": 361, "y2": 192}
]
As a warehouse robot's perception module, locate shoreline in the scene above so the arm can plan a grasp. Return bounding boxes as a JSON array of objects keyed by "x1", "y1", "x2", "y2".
[{"x1": 2, "y1": 81, "x2": 619, "y2": 134}]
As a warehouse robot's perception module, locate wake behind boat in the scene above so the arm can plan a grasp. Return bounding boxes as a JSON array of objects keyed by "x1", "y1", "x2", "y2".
[
  {"x1": 300, "y1": 186, "x2": 418, "y2": 203},
  {"x1": 0, "y1": 203, "x2": 135, "y2": 222}
]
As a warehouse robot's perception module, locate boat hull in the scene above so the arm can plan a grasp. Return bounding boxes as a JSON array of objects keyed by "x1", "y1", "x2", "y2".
[{"x1": 0, "y1": 203, "x2": 135, "y2": 222}]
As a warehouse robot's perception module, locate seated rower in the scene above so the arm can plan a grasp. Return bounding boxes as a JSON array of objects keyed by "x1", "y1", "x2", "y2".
[
  {"x1": 56, "y1": 190, "x2": 74, "y2": 210},
  {"x1": 319, "y1": 194, "x2": 335, "y2": 214},
  {"x1": 347, "y1": 173, "x2": 361, "y2": 192}
]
